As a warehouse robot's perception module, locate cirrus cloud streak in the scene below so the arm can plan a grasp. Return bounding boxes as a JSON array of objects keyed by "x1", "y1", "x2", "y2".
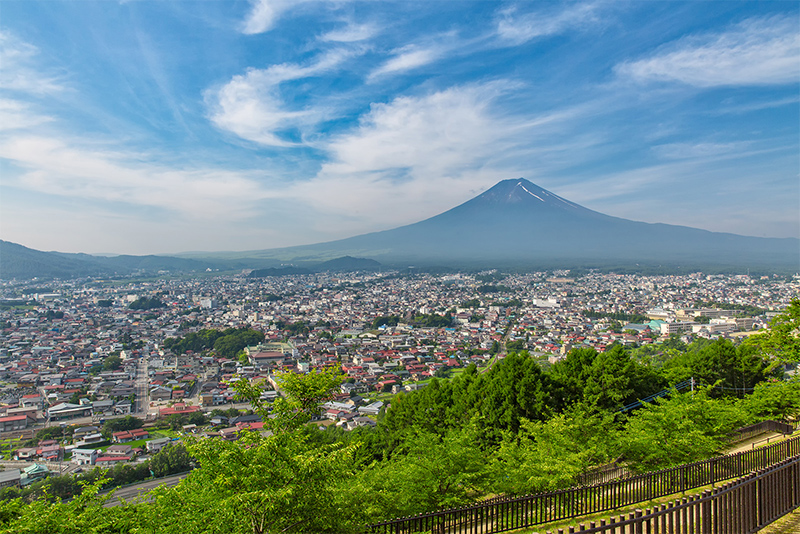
[{"x1": 617, "y1": 16, "x2": 800, "y2": 87}]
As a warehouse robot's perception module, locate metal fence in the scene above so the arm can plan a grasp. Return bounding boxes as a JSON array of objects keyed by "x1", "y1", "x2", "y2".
[
  {"x1": 727, "y1": 419, "x2": 795, "y2": 443},
  {"x1": 575, "y1": 458, "x2": 628, "y2": 487},
  {"x1": 368, "y1": 436, "x2": 800, "y2": 534},
  {"x1": 548, "y1": 454, "x2": 800, "y2": 534}
]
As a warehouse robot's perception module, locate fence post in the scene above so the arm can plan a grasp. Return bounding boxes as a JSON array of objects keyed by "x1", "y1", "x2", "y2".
[
  {"x1": 701, "y1": 490, "x2": 711, "y2": 534},
  {"x1": 680, "y1": 464, "x2": 686, "y2": 492}
]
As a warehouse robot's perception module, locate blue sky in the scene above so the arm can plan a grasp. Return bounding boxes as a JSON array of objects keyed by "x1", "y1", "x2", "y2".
[{"x1": 1, "y1": 1, "x2": 798, "y2": 255}]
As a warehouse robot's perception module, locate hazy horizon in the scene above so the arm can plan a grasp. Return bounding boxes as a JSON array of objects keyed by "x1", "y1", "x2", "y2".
[{"x1": 1, "y1": 1, "x2": 798, "y2": 255}]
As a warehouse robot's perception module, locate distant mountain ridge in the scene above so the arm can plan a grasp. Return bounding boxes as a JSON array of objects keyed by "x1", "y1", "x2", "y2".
[
  {"x1": 238, "y1": 178, "x2": 799, "y2": 270},
  {"x1": 0, "y1": 240, "x2": 382, "y2": 280},
  {"x1": 2, "y1": 179, "x2": 798, "y2": 279},
  {"x1": 0, "y1": 241, "x2": 222, "y2": 280}
]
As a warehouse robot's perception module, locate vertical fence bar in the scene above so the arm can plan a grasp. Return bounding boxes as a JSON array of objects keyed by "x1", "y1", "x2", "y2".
[{"x1": 367, "y1": 440, "x2": 799, "y2": 534}]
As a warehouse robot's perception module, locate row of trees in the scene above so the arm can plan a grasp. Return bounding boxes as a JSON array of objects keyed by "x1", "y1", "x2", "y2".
[
  {"x1": 370, "y1": 313, "x2": 453, "y2": 329},
  {"x1": 162, "y1": 328, "x2": 265, "y2": 358},
  {"x1": 1, "y1": 376, "x2": 797, "y2": 533},
  {"x1": 582, "y1": 309, "x2": 652, "y2": 324},
  {"x1": 128, "y1": 297, "x2": 165, "y2": 310},
  {"x1": 0, "y1": 443, "x2": 191, "y2": 503},
  {"x1": 0, "y1": 301, "x2": 796, "y2": 534}
]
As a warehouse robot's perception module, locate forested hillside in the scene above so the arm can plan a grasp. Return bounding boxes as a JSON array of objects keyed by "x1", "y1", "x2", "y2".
[{"x1": 1, "y1": 302, "x2": 798, "y2": 534}]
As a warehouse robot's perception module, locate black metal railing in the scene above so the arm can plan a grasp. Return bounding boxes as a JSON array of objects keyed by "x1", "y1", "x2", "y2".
[
  {"x1": 368, "y1": 435, "x2": 800, "y2": 534},
  {"x1": 554, "y1": 454, "x2": 800, "y2": 534}
]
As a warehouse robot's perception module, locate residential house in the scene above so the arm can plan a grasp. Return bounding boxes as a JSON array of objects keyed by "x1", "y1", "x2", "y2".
[
  {"x1": 0, "y1": 414, "x2": 30, "y2": 432},
  {"x1": 20, "y1": 464, "x2": 49, "y2": 487},
  {"x1": 47, "y1": 402, "x2": 93, "y2": 420},
  {"x1": 74, "y1": 432, "x2": 104, "y2": 448},
  {"x1": 358, "y1": 401, "x2": 383, "y2": 416},
  {"x1": 13, "y1": 447, "x2": 38, "y2": 461},
  {"x1": 96, "y1": 456, "x2": 130, "y2": 467},
  {"x1": 150, "y1": 386, "x2": 172, "y2": 402},
  {"x1": 145, "y1": 437, "x2": 172, "y2": 454},
  {"x1": 71, "y1": 448, "x2": 98, "y2": 466},
  {"x1": 106, "y1": 444, "x2": 133, "y2": 457},
  {"x1": 0, "y1": 469, "x2": 20, "y2": 490}
]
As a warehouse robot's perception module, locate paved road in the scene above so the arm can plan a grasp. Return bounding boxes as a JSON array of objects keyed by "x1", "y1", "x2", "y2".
[
  {"x1": 480, "y1": 316, "x2": 517, "y2": 374},
  {"x1": 135, "y1": 357, "x2": 149, "y2": 414},
  {"x1": 102, "y1": 472, "x2": 187, "y2": 507}
]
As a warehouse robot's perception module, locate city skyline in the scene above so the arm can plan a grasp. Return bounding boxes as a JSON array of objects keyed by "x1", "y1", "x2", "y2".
[{"x1": 1, "y1": 1, "x2": 798, "y2": 255}]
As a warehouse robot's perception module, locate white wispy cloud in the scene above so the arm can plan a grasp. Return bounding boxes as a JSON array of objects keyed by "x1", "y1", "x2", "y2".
[
  {"x1": 715, "y1": 96, "x2": 800, "y2": 115},
  {"x1": 287, "y1": 81, "x2": 578, "y2": 235},
  {"x1": 616, "y1": 15, "x2": 800, "y2": 87},
  {"x1": 320, "y1": 22, "x2": 377, "y2": 43},
  {"x1": 369, "y1": 3, "x2": 605, "y2": 81},
  {"x1": 207, "y1": 49, "x2": 356, "y2": 146},
  {"x1": 494, "y1": 2, "x2": 602, "y2": 45},
  {"x1": 368, "y1": 45, "x2": 443, "y2": 80},
  {"x1": 240, "y1": 0, "x2": 298, "y2": 35},
  {"x1": 0, "y1": 31, "x2": 65, "y2": 95},
  {"x1": 322, "y1": 83, "x2": 517, "y2": 176},
  {"x1": 0, "y1": 99, "x2": 54, "y2": 131},
  {"x1": 0, "y1": 136, "x2": 269, "y2": 219},
  {"x1": 364, "y1": 1, "x2": 606, "y2": 83},
  {"x1": 241, "y1": 0, "x2": 360, "y2": 35},
  {"x1": 651, "y1": 141, "x2": 753, "y2": 160}
]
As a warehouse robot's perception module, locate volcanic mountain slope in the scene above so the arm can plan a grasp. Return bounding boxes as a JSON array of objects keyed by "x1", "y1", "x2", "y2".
[
  {"x1": 250, "y1": 178, "x2": 799, "y2": 269},
  {"x1": 3, "y1": 179, "x2": 798, "y2": 278}
]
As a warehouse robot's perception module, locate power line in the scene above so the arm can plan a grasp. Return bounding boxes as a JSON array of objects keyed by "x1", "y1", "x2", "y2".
[{"x1": 619, "y1": 378, "x2": 694, "y2": 412}]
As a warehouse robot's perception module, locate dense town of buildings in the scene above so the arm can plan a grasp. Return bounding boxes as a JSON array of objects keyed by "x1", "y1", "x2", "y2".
[{"x1": 0, "y1": 269, "x2": 797, "y2": 486}]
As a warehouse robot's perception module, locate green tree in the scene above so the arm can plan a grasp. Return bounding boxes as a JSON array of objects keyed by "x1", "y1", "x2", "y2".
[
  {"x1": 142, "y1": 368, "x2": 359, "y2": 534},
  {"x1": 491, "y1": 404, "x2": 619, "y2": 494},
  {"x1": 102, "y1": 354, "x2": 122, "y2": 371},
  {"x1": 150, "y1": 443, "x2": 191, "y2": 478},
  {"x1": 506, "y1": 340, "x2": 525, "y2": 351},
  {"x1": 478, "y1": 352, "x2": 550, "y2": 439},
  {"x1": 360, "y1": 427, "x2": 489, "y2": 521},
  {"x1": 662, "y1": 338, "x2": 773, "y2": 396},
  {"x1": 744, "y1": 299, "x2": 800, "y2": 366},
  {"x1": 548, "y1": 347, "x2": 598, "y2": 411},
  {"x1": 149, "y1": 431, "x2": 357, "y2": 534},
  {"x1": 101, "y1": 416, "x2": 143, "y2": 439},
  {"x1": 129, "y1": 297, "x2": 165, "y2": 310},
  {"x1": 233, "y1": 367, "x2": 342, "y2": 434},
  {"x1": 582, "y1": 345, "x2": 666, "y2": 411},
  {"x1": 0, "y1": 478, "x2": 142, "y2": 534},
  {"x1": 434, "y1": 365, "x2": 452, "y2": 378},
  {"x1": 742, "y1": 377, "x2": 800, "y2": 420},
  {"x1": 622, "y1": 388, "x2": 749, "y2": 472}
]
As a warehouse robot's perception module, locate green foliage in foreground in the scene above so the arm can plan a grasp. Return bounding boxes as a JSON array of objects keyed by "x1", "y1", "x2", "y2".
[
  {"x1": 1, "y1": 444, "x2": 191, "y2": 503},
  {"x1": 1, "y1": 302, "x2": 797, "y2": 533},
  {"x1": 1, "y1": 378, "x2": 799, "y2": 533}
]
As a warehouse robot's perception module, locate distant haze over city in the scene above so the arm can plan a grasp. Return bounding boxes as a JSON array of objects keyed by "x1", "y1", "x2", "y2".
[
  {"x1": 2, "y1": 179, "x2": 798, "y2": 279},
  {"x1": 1, "y1": 1, "x2": 798, "y2": 255}
]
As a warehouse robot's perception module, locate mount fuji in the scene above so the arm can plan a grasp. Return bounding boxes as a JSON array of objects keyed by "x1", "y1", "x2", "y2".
[
  {"x1": 246, "y1": 178, "x2": 799, "y2": 270},
  {"x1": 2, "y1": 179, "x2": 798, "y2": 278}
]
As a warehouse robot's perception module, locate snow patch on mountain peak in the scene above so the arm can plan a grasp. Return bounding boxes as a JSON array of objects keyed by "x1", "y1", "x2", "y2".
[{"x1": 517, "y1": 182, "x2": 544, "y2": 202}]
